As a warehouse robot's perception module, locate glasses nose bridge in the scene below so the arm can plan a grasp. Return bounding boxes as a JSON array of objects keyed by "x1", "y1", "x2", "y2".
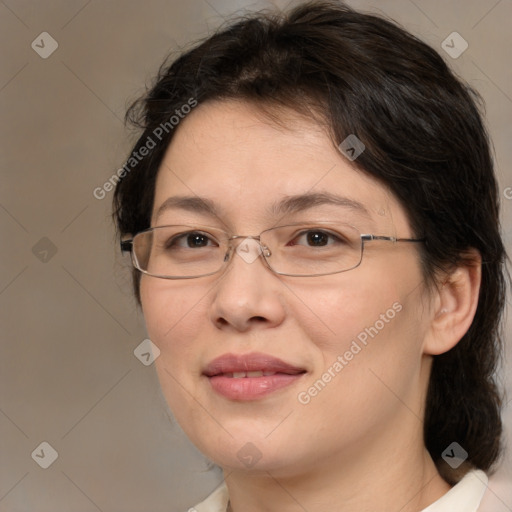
[
  {"x1": 226, "y1": 233, "x2": 272, "y2": 260},
  {"x1": 229, "y1": 234, "x2": 260, "y2": 241}
]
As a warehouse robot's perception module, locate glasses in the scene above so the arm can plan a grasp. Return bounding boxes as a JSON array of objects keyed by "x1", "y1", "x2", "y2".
[{"x1": 120, "y1": 221, "x2": 425, "y2": 279}]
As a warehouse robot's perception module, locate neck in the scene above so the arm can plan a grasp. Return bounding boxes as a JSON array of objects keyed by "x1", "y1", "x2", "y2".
[{"x1": 223, "y1": 420, "x2": 451, "y2": 512}]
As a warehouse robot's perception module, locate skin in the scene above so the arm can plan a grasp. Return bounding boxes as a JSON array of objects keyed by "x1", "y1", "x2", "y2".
[{"x1": 140, "y1": 100, "x2": 481, "y2": 512}]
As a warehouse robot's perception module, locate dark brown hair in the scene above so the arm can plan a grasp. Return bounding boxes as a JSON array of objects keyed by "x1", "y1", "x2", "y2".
[{"x1": 112, "y1": 0, "x2": 508, "y2": 482}]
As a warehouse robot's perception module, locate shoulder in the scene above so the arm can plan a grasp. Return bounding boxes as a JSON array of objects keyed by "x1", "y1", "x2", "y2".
[{"x1": 186, "y1": 481, "x2": 229, "y2": 512}]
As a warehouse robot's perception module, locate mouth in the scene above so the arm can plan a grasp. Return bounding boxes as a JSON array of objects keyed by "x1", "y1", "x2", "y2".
[{"x1": 203, "y1": 352, "x2": 307, "y2": 401}]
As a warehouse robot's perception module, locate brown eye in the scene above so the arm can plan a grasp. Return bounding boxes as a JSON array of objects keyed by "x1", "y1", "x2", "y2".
[
  {"x1": 305, "y1": 231, "x2": 329, "y2": 246},
  {"x1": 289, "y1": 229, "x2": 345, "y2": 248},
  {"x1": 166, "y1": 231, "x2": 218, "y2": 249}
]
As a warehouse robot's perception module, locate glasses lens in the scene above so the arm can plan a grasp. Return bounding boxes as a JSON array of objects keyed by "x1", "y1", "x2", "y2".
[
  {"x1": 133, "y1": 226, "x2": 226, "y2": 278},
  {"x1": 262, "y1": 222, "x2": 362, "y2": 276},
  {"x1": 132, "y1": 222, "x2": 363, "y2": 278}
]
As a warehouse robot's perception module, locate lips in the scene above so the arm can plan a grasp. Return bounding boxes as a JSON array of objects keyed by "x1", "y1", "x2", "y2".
[
  {"x1": 203, "y1": 352, "x2": 306, "y2": 401},
  {"x1": 203, "y1": 352, "x2": 306, "y2": 377}
]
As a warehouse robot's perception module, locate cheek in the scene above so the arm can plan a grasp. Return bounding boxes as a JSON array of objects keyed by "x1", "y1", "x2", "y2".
[
  {"x1": 301, "y1": 271, "x2": 403, "y2": 347},
  {"x1": 294, "y1": 287, "x2": 426, "y2": 439},
  {"x1": 305, "y1": 259, "x2": 427, "y2": 380},
  {"x1": 140, "y1": 278, "x2": 210, "y2": 422},
  {"x1": 140, "y1": 277, "x2": 205, "y2": 363}
]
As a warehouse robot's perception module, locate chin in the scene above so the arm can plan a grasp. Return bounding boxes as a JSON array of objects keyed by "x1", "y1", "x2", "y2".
[{"x1": 197, "y1": 433, "x2": 300, "y2": 473}]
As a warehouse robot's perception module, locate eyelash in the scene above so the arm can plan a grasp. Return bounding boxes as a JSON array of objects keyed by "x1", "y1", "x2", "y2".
[{"x1": 167, "y1": 229, "x2": 347, "y2": 249}]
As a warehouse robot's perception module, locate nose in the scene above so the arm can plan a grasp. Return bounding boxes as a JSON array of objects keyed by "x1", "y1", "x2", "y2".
[{"x1": 209, "y1": 237, "x2": 285, "y2": 332}]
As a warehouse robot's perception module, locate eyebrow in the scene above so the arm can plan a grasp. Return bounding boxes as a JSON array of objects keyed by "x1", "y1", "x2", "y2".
[
  {"x1": 270, "y1": 192, "x2": 370, "y2": 218},
  {"x1": 155, "y1": 192, "x2": 370, "y2": 221}
]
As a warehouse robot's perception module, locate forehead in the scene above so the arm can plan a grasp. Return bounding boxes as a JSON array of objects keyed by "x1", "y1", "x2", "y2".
[{"x1": 151, "y1": 100, "x2": 410, "y2": 233}]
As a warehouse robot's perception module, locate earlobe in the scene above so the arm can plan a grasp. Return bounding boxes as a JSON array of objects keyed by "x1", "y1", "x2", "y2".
[{"x1": 423, "y1": 250, "x2": 482, "y2": 356}]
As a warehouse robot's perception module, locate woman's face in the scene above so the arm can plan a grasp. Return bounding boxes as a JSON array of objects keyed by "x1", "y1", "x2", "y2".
[{"x1": 141, "y1": 100, "x2": 433, "y2": 476}]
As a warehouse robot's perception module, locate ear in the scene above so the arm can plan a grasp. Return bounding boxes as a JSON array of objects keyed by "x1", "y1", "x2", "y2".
[{"x1": 423, "y1": 249, "x2": 482, "y2": 356}]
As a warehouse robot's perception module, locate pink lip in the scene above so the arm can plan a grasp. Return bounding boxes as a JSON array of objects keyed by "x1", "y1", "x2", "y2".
[{"x1": 203, "y1": 352, "x2": 307, "y2": 401}]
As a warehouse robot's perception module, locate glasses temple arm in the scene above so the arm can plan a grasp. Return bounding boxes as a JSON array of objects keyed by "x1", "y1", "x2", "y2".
[{"x1": 361, "y1": 235, "x2": 426, "y2": 243}]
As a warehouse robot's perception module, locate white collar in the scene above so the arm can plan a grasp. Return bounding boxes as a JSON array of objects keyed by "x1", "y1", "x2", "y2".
[
  {"x1": 421, "y1": 470, "x2": 488, "y2": 511},
  {"x1": 190, "y1": 469, "x2": 488, "y2": 512}
]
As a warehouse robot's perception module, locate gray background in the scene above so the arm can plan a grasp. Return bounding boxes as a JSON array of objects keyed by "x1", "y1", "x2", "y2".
[{"x1": 1, "y1": 0, "x2": 511, "y2": 511}]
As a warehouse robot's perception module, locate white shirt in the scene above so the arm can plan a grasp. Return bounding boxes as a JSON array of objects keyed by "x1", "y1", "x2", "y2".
[{"x1": 187, "y1": 470, "x2": 488, "y2": 512}]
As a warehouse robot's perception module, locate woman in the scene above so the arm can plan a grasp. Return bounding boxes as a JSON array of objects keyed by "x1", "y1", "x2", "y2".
[{"x1": 112, "y1": 1, "x2": 508, "y2": 510}]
